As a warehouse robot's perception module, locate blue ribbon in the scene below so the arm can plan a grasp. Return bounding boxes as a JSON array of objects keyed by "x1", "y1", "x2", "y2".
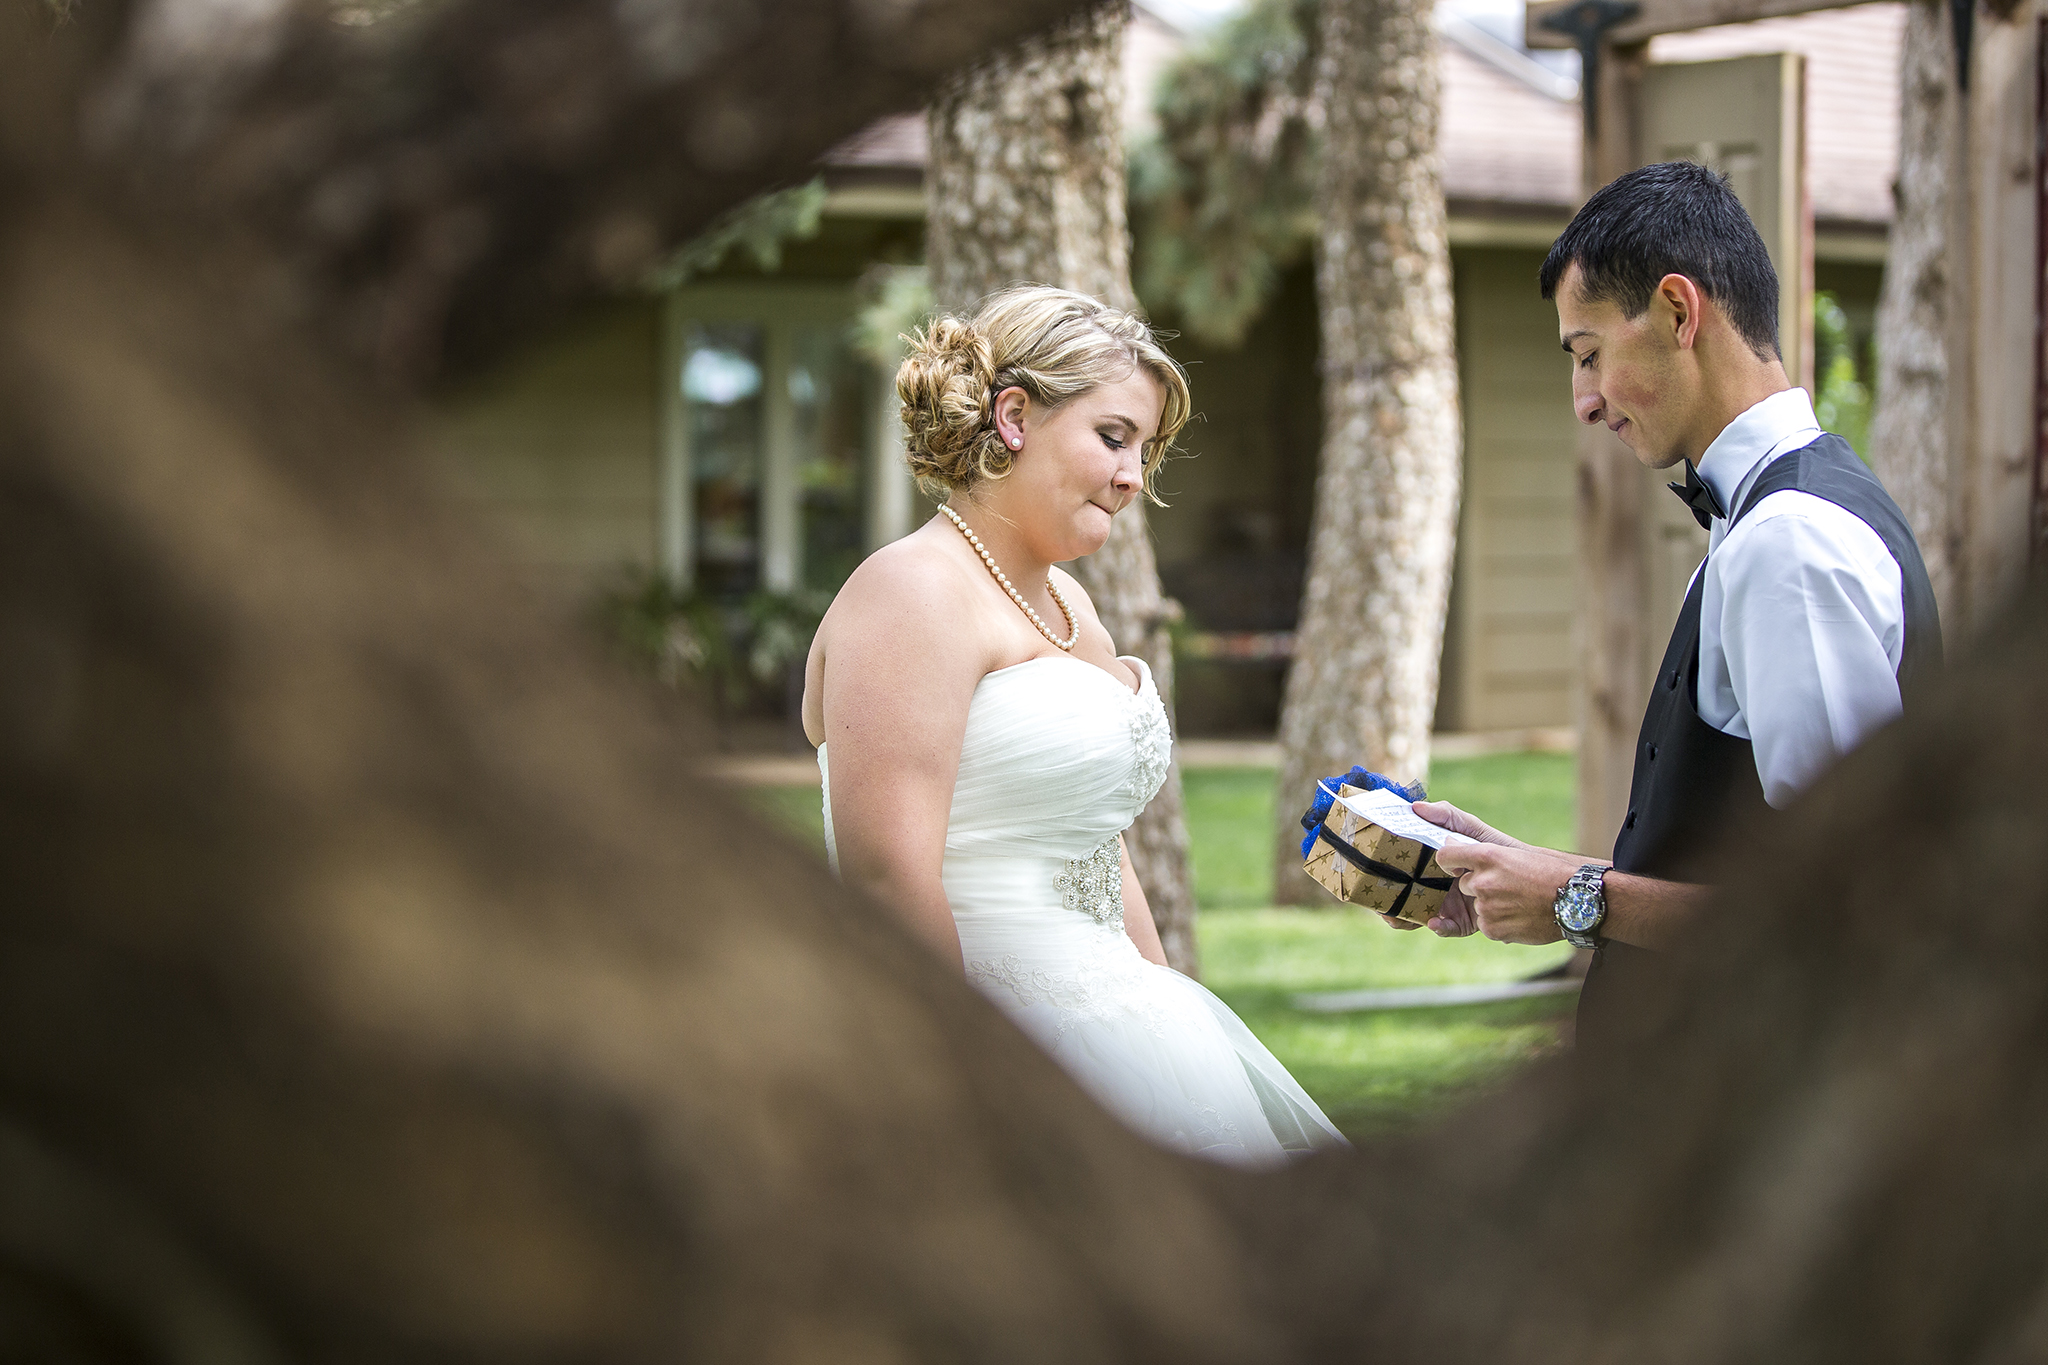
[{"x1": 1297, "y1": 766, "x2": 1426, "y2": 861}]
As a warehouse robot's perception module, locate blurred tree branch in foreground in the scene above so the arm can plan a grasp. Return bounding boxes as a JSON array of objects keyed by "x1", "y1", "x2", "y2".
[{"x1": 5, "y1": 1, "x2": 2048, "y2": 1362}]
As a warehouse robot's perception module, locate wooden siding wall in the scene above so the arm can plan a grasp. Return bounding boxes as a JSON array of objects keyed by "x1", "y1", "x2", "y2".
[
  {"x1": 1151, "y1": 249, "x2": 1585, "y2": 737},
  {"x1": 428, "y1": 300, "x2": 662, "y2": 589},
  {"x1": 416, "y1": 251, "x2": 1880, "y2": 742},
  {"x1": 1441, "y1": 246, "x2": 1581, "y2": 732}
]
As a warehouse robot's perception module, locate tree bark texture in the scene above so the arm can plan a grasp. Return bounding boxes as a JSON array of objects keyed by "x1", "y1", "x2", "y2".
[
  {"x1": 925, "y1": 4, "x2": 1137, "y2": 316},
  {"x1": 925, "y1": 2, "x2": 1201, "y2": 974},
  {"x1": 0, "y1": 195, "x2": 1268, "y2": 1365},
  {"x1": 21, "y1": 3, "x2": 2048, "y2": 1359},
  {"x1": 17, "y1": 192, "x2": 2048, "y2": 1357},
  {"x1": 1271, "y1": 0, "x2": 1463, "y2": 902},
  {"x1": 51, "y1": 0, "x2": 1095, "y2": 389},
  {"x1": 1869, "y1": 0, "x2": 1956, "y2": 623},
  {"x1": 4, "y1": 6, "x2": 1259, "y2": 1359}
]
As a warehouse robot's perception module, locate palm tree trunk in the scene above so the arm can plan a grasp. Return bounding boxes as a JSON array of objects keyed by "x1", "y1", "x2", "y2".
[
  {"x1": 1271, "y1": 0, "x2": 1462, "y2": 903},
  {"x1": 925, "y1": 1, "x2": 1201, "y2": 973}
]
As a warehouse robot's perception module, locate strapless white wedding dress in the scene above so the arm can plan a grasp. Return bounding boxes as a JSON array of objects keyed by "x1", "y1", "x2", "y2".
[{"x1": 820, "y1": 655, "x2": 1348, "y2": 1166}]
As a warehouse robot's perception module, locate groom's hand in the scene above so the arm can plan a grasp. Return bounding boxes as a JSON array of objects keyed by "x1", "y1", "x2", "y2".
[
  {"x1": 1374, "y1": 801, "x2": 1517, "y2": 936},
  {"x1": 1402, "y1": 801, "x2": 1514, "y2": 938},
  {"x1": 1430, "y1": 841, "x2": 1585, "y2": 945},
  {"x1": 1411, "y1": 800, "x2": 1519, "y2": 848}
]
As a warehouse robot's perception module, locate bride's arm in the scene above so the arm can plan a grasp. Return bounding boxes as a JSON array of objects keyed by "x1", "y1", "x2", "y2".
[
  {"x1": 813, "y1": 546, "x2": 990, "y2": 972},
  {"x1": 1117, "y1": 837, "x2": 1171, "y2": 968}
]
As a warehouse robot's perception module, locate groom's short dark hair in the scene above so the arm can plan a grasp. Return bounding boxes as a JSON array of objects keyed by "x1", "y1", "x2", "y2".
[{"x1": 1539, "y1": 161, "x2": 1781, "y2": 361}]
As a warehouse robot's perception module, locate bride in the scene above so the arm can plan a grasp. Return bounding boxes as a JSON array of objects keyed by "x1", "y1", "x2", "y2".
[{"x1": 801, "y1": 284, "x2": 1347, "y2": 1165}]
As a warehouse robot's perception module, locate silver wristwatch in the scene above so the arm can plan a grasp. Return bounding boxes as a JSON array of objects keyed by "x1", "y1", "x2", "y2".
[{"x1": 1553, "y1": 864, "x2": 1609, "y2": 949}]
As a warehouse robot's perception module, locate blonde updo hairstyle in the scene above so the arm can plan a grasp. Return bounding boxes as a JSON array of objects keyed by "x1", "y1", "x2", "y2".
[{"x1": 896, "y1": 284, "x2": 1192, "y2": 505}]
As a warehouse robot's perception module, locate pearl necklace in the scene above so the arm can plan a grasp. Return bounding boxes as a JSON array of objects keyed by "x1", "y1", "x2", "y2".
[{"x1": 938, "y1": 503, "x2": 1080, "y2": 651}]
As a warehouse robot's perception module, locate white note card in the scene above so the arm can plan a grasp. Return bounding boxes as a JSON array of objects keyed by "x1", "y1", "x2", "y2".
[{"x1": 1326, "y1": 784, "x2": 1475, "y2": 851}]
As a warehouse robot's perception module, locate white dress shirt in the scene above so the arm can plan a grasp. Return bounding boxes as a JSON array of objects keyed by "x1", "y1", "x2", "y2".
[{"x1": 1691, "y1": 388, "x2": 1906, "y2": 808}]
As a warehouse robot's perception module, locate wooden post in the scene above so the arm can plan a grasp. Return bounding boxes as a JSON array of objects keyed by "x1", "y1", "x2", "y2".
[
  {"x1": 2038, "y1": 11, "x2": 2048, "y2": 567},
  {"x1": 1574, "y1": 41, "x2": 1650, "y2": 859},
  {"x1": 658, "y1": 296, "x2": 694, "y2": 592},
  {"x1": 1787, "y1": 53, "x2": 1815, "y2": 395},
  {"x1": 1949, "y1": 0, "x2": 2042, "y2": 637},
  {"x1": 760, "y1": 323, "x2": 799, "y2": 593},
  {"x1": 865, "y1": 354, "x2": 913, "y2": 553}
]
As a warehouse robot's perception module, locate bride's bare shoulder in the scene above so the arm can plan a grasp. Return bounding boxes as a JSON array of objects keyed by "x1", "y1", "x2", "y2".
[
  {"x1": 817, "y1": 529, "x2": 990, "y2": 672},
  {"x1": 804, "y1": 532, "x2": 992, "y2": 744},
  {"x1": 831, "y1": 530, "x2": 975, "y2": 616}
]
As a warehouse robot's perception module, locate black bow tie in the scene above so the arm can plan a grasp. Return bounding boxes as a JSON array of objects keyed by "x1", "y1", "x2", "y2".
[{"x1": 1668, "y1": 461, "x2": 1725, "y2": 530}]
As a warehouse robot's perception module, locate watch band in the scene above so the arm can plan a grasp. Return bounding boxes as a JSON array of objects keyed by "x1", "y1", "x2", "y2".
[{"x1": 1553, "y1": 863, "x2": 1608, "y2": 950}]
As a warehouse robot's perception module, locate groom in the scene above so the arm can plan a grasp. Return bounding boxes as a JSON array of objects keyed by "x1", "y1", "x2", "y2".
[{"x1": 1408, "y1": 161, "x2": 1942, "y2": 1054}]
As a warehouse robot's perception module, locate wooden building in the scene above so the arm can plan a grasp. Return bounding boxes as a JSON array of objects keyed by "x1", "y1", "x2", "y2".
[{"x1": 427, "y1": 0, "x2": 1908, "y2": 738}]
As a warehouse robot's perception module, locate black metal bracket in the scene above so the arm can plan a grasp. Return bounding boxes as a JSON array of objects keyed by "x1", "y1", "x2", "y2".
[
  {"x1": 1950, "y1": 0, "x2": 1975, "y2": 93},
  {"x1": 1537, "y1": 0, "x2": 1643, "y2": 142}
]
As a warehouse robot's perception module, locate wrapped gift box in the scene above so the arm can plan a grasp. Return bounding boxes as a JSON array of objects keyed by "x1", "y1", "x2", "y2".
[{"x1": 1301, "y1": 783, "x2": 1458, "y2": 925}]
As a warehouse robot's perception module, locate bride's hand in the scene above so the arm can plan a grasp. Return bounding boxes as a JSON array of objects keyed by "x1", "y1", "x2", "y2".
[
  {"x1": 1422, "y1": 887, "x2": 1478, "y2": 937},
  {"x1": 1378, "y1": 890, "x2": 1479, "y2": 938}
]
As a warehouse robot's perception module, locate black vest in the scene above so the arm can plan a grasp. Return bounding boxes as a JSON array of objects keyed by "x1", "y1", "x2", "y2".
[{"x1": 1576, "y1": 434, "x2": 1942, "y2": 1051}]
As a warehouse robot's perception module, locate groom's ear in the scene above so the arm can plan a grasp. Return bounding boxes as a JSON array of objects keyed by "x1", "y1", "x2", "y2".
[{"x1": 1658, "y1": 273, "x2": 1706, "y2": 351}]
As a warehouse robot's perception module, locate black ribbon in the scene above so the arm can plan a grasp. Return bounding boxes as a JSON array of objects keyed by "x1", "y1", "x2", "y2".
[
  {"x1": 1311, "y1": 822, "x2": 1455, "y2": 919},
  {"x1": 1667, "y1": 460, "x2": 1725, "y2": 531}
]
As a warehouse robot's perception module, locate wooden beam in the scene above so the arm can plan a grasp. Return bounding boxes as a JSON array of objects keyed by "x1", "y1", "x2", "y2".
[
  {"x1": 2038, "y1": 11, "x2": 2048, "y2": 570},
  {"x1": 1949, "y1": 0, "x2": 2042, "y2": 634},
  {"x1": 1527, "y1": 0, "x2": 1865, "y2": 49},
  {"x1": 1573, "y1": 41, "x2": 1651, "y2": 859},
  {"x1": 658, "y1": 294, "x2": 694, "y2": 591}
]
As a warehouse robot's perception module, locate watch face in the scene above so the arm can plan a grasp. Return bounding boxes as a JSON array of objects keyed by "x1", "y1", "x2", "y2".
[{"x1": 1559, "y1": 880, "x2": 1602, "y2": 932}]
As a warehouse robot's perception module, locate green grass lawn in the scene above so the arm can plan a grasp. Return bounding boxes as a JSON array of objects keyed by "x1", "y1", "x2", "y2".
[
  {"x1": 1199, "y1": 908, "x2": 1571, "y2": 1138},
  {"x1": 1186, "y1": 752, "x2": 1577, "y2": 1137},
  {"x1": 746, "y1": 749, "x2": 1579, "y2": 1141},
  {"x1": 750, "y1": 783, "x2": 826, "y2": 851}
]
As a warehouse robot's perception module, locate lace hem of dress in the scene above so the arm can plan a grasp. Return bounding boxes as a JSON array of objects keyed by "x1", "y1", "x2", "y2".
[
  {"x1": 1054, "y1": 837, "x2": 1125, "y2": 930},
  {"x1": 1172, "y1": 1100, "x2": 1246, "y2": 1154},
  {"x1": 965, "y1": 939, "x2": 1171, "y2": 1041},
  {"x1": 964, "y1": 948, "x2": 1259, "y2": 1155}
]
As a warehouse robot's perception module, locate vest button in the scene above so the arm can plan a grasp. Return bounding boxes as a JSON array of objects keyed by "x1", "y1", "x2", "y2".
[
  {"x1": 1668, "y1": 670, "x2": 1680, "y2": 690},
  {"x1": 1648, "y1": 743, "x2": 1658, "y2": 761},
  {"x1": 1624, "y1": 809, "x2": 1637, "y2": 829}
]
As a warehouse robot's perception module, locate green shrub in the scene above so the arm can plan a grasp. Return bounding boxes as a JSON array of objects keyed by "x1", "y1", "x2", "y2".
[{"x1": 597, "y1": 569, "x2": 828, "y2": 722}]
